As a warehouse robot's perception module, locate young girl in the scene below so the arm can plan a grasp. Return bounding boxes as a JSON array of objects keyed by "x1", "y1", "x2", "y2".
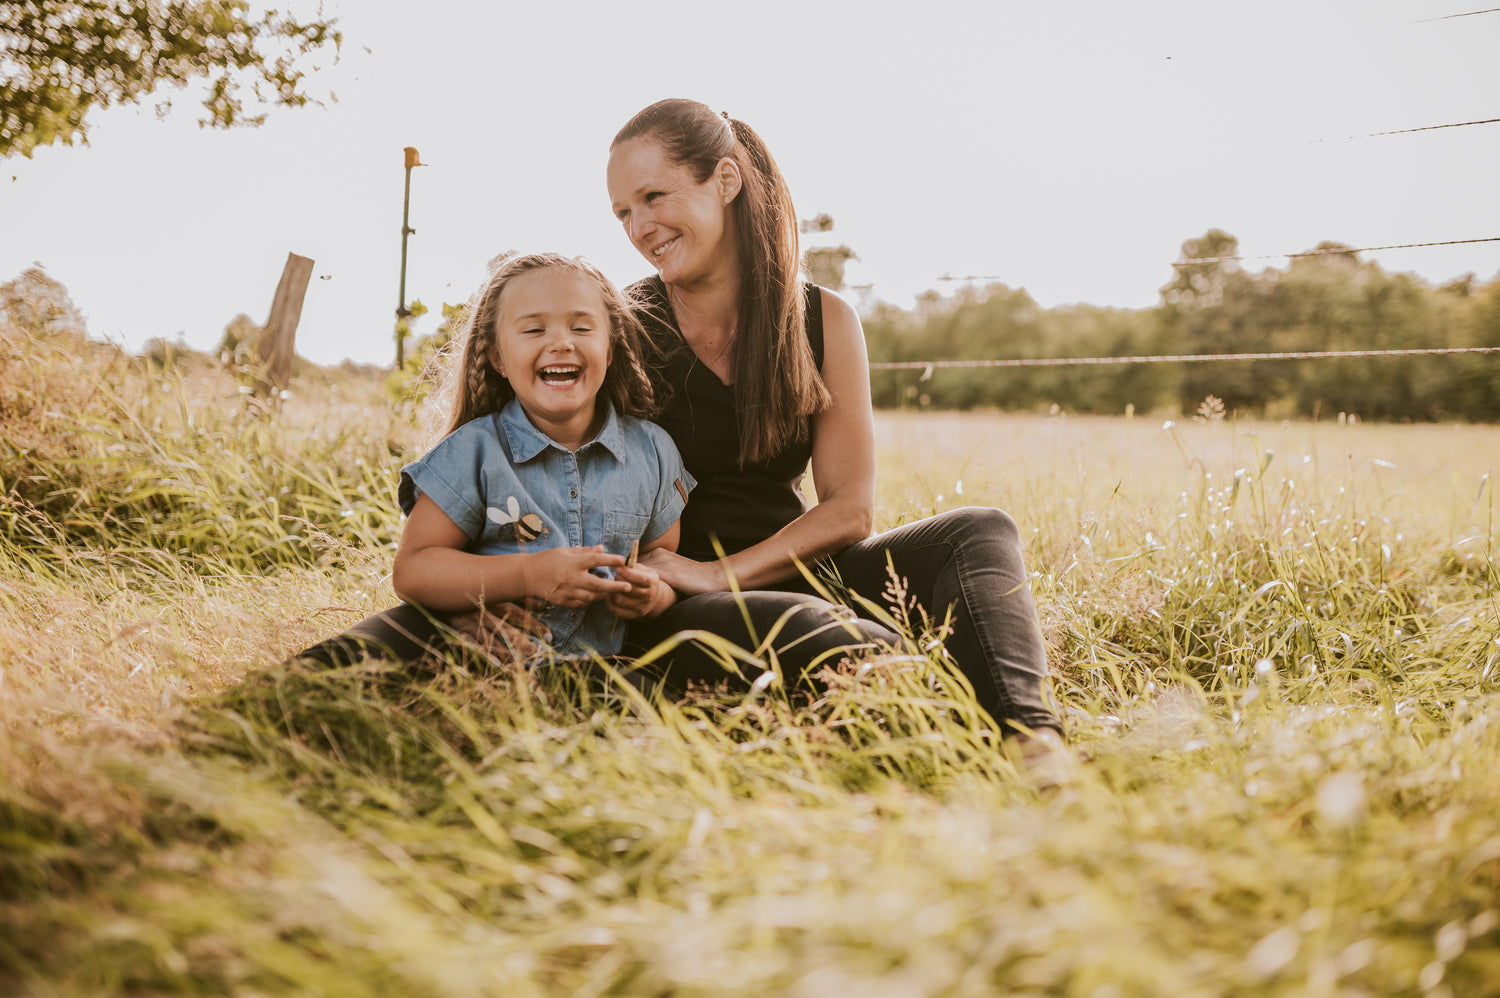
[{"x1": 320, "y1": 252, "x2": 692, "y2": 664}]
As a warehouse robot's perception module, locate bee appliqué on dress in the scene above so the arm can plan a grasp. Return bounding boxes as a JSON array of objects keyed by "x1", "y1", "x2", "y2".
[{"x1": 487, "y1": 495, "x2": 548, "y2": 543}]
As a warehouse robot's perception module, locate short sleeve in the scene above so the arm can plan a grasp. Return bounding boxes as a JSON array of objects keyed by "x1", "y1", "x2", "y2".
[
  {"x1": 642, "y1": 422, "x2": 695, "y2": 543},
  {"x1": 396, "y1": 421, "x2": 496, "y2": 540}
]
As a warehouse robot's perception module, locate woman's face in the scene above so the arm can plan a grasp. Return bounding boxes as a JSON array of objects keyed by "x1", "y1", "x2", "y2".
[{"x1": 607, "y1": 137, "x2": 738, "y2": 290}]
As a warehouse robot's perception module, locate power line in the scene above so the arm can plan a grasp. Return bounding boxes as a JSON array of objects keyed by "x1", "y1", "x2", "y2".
[
  {"x1": 1169, "y1": 236, "x2": 1500, "y2": 267},
  {"x1": 1413, "y1": 7, "x2": 1500, "y2": 21},
  {"x1": 1316, "y1": 117, "x2": 1500, "y2": 141},
  {"x1": 869, "y1": 346, "x2": 1500, "y2": 373}
]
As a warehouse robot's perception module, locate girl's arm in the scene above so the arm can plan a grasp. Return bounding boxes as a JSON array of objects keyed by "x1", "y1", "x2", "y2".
[
  {"x1": 641, "y1": 288, "x2": 876, "y2": 595},
  {"x1": 392, "y1": 494, "x2": 631, "y2": 611}
]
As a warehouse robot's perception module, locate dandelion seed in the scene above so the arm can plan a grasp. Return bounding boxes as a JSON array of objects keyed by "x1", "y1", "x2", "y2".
[
  {"x1": 1435, "y1": 920, "x2": 1468, "y2": 962},
  {"x1": 1245, "y1": 926, "x2": 1300, "y2": 980},
  {"x1": 954, "y1": 479, "x2": 963, "y2": 495},
  {"x1": 1315, "y1": 772, "x2": 1366, "y2": 827},
  {"x1": 1254, "y1": 658, "x2": 1274, "y2": 680},
  {"x1": 1335, "y1": 939, "x2": 1376, "y2": 976},
  {"x1": 1162, "y1": 420, "x2": 1175, "y2": 430},
  {"x1": 687, "y1": 807, "x2": 714, "y2": 850}
]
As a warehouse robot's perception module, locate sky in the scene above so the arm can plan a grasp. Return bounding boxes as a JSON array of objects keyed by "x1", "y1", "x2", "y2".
[{"x1": 3, "y1": 0, "x2": 1498, "y2": 368}]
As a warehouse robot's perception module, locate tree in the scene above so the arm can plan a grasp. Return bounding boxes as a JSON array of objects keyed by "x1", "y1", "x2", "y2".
[
  {"x1": 799, "y1": 213, "x2": 857, "y2": 290},
  {"x1": 0, "y1": 265, "x2": 85, "y2": 338},
  {"x1": 1159, "y1": 228, "x2": 1242, "y2": 309},
  {"x1": 1, "y1": 1, "x2": 341, "y2": 158}
]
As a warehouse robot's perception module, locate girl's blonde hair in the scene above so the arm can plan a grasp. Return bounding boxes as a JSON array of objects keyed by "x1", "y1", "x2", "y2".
[{"x1": 436, "y1": 253, "x2": 656, "y2": 438}]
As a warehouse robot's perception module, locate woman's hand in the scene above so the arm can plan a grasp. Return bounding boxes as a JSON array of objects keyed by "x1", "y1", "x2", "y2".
[
  {"x1": 637, "y1": 545, "x2": 727, "y2": 596},
  {"x1": 605, "y1": 563, "x2": 676, "y2": 620},
  {"x1": 446, "y1": 602, "x2": 551, "y2": 661},
  {"x1": 524, "y1": 545, "x2": 631, "y2": 607}
]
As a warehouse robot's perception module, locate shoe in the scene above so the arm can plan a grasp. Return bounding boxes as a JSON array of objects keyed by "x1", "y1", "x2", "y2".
[{"x1": 1009, "y1": 727, "x2": 1076, "y2": 792}]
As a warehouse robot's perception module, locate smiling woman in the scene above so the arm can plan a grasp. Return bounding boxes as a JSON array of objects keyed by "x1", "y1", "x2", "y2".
[{"x1": 601, "y1": 99, "x2": 1066, "y2": 772}]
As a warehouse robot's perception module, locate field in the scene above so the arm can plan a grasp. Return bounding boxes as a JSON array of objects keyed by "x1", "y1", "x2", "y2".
[{"x1": 3, "y1": 326, "x2": 1499, "y2": 996}]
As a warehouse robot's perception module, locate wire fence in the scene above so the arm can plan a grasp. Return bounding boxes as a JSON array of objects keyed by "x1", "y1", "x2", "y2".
[
  {"x1": 1167, "y1": 236, "x2": 1500, "y2": 268},
  {"x1": 938, "y1": 237, "x2": 1500, "y2": 282},
  {"x1": 869, "y1": 345, "x2": 1500, "y2": 375}
]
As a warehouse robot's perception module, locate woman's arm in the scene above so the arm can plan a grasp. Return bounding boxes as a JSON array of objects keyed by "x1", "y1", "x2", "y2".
[
  {"x1": 392, "y1": 494, "x2": 630, "y2": 611},
  {"x1": 643, "y1": 288, "x2": 876, "y2": 594}
]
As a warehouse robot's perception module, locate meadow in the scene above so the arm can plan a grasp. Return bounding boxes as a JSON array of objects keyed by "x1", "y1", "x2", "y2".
[{"x1": 3, "y1": 323, "x2": 1499, "y2": 996}]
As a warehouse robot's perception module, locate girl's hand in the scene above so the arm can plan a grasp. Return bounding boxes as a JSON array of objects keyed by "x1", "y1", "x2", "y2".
[
  {"x1": 447, "y1": 602, "x2": 550, "y2": 661},
  {"x1": 525, "y1": 545, "x2": 630, "y2": 607},
  {"x1": 605, "y1": 564, "x2": 676, "y2": 620},
  {"x1": 636, "y1": 546, "x2": 727, "y2": 596}
]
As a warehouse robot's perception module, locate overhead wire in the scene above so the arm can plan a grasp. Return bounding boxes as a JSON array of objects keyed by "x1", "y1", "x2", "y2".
[
  {"x1": 1412, "y1": 7, "x2": 1500, "y2": 21},
  {"x1": 1316, "y1": 117, "x2": 1500, "y2": 141}
]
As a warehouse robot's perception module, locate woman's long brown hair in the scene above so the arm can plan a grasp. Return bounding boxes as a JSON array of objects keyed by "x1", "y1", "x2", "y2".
[{"x1": 613, "y1": 98, "x2": 830, "y2": 466}]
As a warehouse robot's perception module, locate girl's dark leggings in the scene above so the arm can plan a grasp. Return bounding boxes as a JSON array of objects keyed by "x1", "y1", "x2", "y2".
[{"x1": 296, "y1": 508, "x2": 1057, "y2": 736}]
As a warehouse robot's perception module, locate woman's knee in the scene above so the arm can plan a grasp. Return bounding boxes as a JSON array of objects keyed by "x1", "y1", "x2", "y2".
[{"x1": 935, "y1": 506, "x2": 1021, "y2": 545}]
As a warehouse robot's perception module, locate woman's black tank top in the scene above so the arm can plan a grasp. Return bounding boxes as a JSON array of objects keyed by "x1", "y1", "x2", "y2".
[{"x1": 632, "y1": 277, "x2": 825, "y2": 563}]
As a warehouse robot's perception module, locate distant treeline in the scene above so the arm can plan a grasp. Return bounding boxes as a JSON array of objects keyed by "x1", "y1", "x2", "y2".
[{"x1": 863, "y1": 230, "x2": 1500, "y2": 421}]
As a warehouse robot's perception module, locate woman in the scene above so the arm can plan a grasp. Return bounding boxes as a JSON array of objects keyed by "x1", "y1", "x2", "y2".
[
  {"x1": 603, "y1": 99, "x2": 1063, "y2": 760},
  {"x1": 298, "y1": 98, "x2": 1064, "y2": 771}
]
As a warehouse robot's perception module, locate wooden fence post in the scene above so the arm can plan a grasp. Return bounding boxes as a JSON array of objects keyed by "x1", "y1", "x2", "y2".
[{"x1": 258, "y1": 252, "x2": 315, "y2": 392}]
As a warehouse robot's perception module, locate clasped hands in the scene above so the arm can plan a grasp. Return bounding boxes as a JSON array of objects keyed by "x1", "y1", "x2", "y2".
[{"x1": 447, "y1": 545, "x2": 671, "y2": 658}]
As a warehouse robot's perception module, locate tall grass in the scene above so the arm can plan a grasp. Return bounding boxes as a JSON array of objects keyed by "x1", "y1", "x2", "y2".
[{"x1": 3, "y1": 328, "x2": 1498, "y2": 995}]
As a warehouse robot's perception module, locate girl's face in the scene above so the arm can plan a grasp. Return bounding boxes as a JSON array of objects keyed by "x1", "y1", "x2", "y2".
[
  {"x1": 606, "y1": 137, "x2": 740, "y2": 290},
  {"x1": 489, "y1": 267, "x2": 613, "y2": 439}
]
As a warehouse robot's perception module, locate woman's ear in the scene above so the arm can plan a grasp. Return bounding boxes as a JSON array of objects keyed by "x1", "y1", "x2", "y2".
[
  {"x1": 716, "y1": 156, "x2": 743, "y2": 206},
  {"x1": 488, "y1": 341, "x2": 506, "y2": 378}
]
